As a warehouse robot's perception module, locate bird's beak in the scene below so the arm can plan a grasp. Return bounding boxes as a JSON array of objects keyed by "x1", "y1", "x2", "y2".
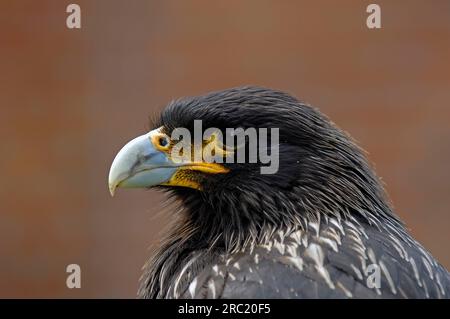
[
  {"x1": 108, "y1": 130, "x2": 178, "y2": 196},
  {"x1": 108, "y1": 128, "x2": 229, "y2": 196}
]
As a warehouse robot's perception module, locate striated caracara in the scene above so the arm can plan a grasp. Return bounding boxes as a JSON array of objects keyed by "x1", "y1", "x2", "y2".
[{"x1": 108, "y1": 87, "x2": 449, "y2": 298}]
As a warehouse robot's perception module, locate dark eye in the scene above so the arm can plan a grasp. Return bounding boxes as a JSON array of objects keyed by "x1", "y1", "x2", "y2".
[{"x1": 159, "y1": 136, "x2": 169, "y2": 147}]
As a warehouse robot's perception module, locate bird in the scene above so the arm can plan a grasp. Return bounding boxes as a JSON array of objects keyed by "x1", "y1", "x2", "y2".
[{"x1": 108, "y1": 86, "x2": 450, "y2": 299}]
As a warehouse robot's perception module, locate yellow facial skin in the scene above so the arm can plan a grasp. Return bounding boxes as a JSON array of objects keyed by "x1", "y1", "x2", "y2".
[
  {"x1": 154, "y1": 129, "x2": 230, "y2": 190},
  {"x1": 108, "y1": 127, "x2": 230, "y2": 195}
]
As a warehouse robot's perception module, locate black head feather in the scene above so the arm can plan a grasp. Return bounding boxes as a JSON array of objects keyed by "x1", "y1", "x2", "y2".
[
  {"x1": 156, "y1": 86, "x2": 401, "y2": 239},
  {"x1": 140, "y1": 86, "x2": 405, "y2": 298}
]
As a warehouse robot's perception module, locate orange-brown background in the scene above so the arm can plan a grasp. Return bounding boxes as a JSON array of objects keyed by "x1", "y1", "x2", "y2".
[{"x1": 0, "y1": 1, "x2": 449, "y2": 298}]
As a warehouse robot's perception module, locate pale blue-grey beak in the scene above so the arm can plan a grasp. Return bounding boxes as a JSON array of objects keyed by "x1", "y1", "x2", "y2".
[{"x1": 108, "y1": 130, "x2": 177, "y2": 196}]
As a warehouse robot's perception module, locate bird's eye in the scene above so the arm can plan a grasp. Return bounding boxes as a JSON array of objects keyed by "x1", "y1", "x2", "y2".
[
  {"x1": 158, "y1": 136, "x2": 169, "y2": 147},
  {"x1": 151, "y1": 132, "x2": 171, "y2": 151},
  {"x1": 159, "y1": 136, "x2": 169, "y2": 147}
]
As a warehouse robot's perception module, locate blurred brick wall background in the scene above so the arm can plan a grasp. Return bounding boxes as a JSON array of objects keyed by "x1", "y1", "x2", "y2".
[{"x1": 0, "y1": 0, "x2": 449, "y2": 297}]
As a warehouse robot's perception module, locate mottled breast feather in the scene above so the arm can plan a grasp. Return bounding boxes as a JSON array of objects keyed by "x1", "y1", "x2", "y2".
[{"x1": 166, "y1": 217, "x2": 449, "y2": 299}]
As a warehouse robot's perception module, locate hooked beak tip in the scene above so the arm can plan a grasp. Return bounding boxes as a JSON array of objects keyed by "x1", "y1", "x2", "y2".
[
  {"x1": 109, "y1": 186, "x2": 116, "y2": 197},
  {"x1": 109, "y1": 182, "x2": 117, "y2": 197}
]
